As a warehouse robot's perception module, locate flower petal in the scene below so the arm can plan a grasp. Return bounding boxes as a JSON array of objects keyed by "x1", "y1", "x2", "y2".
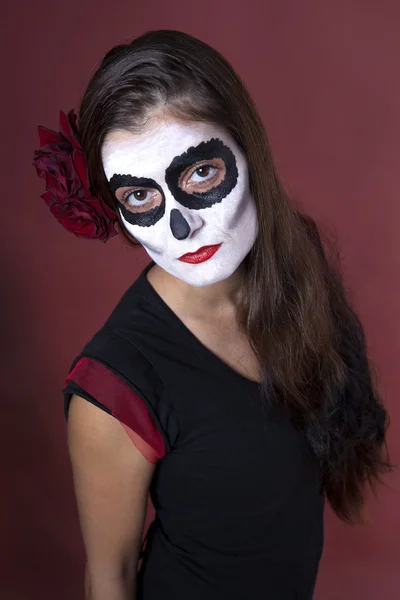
[
  {"x1": 60, "y1": 109, "x2": 81, "y2": 149},
  {"x1": 72, "y1": 149, "x2": 89, "y2": 190},
  {"x1": 41, "y1": 191, "x2": 55, "y2": 207},
  {"x1": 38, "y1": 126, "x2": 62, "y2": 147}
]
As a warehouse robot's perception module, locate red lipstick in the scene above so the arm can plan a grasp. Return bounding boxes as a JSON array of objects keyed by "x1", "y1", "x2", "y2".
[{"x1": 178, "y1": 243, "x2": 222, "y2": 264}]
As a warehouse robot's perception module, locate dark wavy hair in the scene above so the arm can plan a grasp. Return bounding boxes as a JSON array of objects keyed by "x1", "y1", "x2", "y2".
[{"x1": 78, "y1": 29, "x2": 393, "y2": 523}]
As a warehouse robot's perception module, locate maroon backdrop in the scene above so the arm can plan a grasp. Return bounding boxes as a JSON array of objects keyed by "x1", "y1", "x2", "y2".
[{"x1": 1, "y1": 1, "x2": 399, "y2": 598}]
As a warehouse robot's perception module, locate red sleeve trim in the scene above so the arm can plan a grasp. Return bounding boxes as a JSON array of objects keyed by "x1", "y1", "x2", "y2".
[{"x1": 64, "y1": 357, "x2": 166, "y2": 462}]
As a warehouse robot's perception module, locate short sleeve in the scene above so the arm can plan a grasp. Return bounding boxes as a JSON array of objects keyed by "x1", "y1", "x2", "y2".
[{"x1": 62, "y1": 356, "x2": 166, "y2": 464}]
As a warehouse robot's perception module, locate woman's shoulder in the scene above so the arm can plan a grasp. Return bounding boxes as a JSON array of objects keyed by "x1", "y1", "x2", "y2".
[{"x1": 63, "y1": 323, "x2": 179, "y2": 456}]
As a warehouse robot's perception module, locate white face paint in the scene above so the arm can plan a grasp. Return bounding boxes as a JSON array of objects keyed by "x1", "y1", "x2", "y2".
[{"x1": 101, "y1": 118, "x2": 258, "y2": 287}]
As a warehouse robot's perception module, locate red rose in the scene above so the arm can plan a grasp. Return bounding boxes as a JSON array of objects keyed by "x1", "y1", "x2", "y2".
[{"x1": 33, "y1": 110, "x2": 118, "y2": 242}]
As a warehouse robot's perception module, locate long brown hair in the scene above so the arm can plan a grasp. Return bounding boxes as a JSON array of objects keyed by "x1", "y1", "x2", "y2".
[{"x1": 78, "y1": 30, "x2": 393, "y2": 523}]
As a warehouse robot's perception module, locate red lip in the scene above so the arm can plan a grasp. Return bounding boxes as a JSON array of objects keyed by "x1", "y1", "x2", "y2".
[{"x1": 178, "y1": 243, "x2": 222, "y2": 264}]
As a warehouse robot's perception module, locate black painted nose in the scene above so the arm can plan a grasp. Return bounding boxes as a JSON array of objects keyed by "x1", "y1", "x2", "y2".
[{"x1": 170, "y1": 208, "x2": 191, "y2": 240}]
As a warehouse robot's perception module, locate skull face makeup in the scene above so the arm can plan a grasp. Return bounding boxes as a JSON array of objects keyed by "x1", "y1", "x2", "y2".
[{"x1": 101, "y1": 118, "x2": 258, "y2": 287}]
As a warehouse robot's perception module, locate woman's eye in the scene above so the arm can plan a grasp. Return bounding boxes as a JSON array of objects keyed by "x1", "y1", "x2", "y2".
[
  {"x1": 189, "y1": 165, "x2": 216, "y2": 183},
  {"x1": 123, "y1": 189, "x2": 152, "y2": 205}
]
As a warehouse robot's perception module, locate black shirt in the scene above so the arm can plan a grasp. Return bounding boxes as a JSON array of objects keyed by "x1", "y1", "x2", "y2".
[{"x1": 63, "y1": 260, "x2": 325, "y2": 599}]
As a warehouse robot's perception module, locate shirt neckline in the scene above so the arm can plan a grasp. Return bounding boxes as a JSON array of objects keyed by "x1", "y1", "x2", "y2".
[{"x1": 138, "y1": 260, "x2": 262, "y2": 389}]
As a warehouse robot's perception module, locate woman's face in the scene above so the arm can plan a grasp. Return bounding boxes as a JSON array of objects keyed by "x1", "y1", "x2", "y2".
[{"x1": 101, "y1": 116, "x2": 258, "y2": 287}]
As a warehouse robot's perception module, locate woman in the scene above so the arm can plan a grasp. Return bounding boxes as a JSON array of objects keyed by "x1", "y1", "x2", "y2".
[{"x1": 33, "y1": 30, "x2": 392, "y2": 600}]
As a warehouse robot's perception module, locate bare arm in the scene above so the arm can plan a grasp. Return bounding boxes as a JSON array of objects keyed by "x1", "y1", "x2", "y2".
[{"x1": 67, "y1": 394, "x2": 156, "y2": 600}]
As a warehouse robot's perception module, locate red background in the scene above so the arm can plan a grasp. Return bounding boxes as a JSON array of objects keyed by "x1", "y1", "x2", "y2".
[{"x1": 1, "y1": 1, "x2": 399, "y2": 598}]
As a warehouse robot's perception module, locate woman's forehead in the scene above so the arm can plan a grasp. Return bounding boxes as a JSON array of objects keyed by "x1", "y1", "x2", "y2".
[{"x1": 101, "y1": 118, "x2": 236, "y2": 180}]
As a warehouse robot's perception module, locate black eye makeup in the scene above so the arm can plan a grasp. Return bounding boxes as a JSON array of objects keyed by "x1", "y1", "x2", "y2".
[
  {"x1": 108, "y1": 174, "x2": 165, "y2": 227},
  {"x1": 165, "y1": 138, "x2": 238, "y2": 210},
  {"x1": 107, "y1": 138, "x2": 239, "y2": 228}
]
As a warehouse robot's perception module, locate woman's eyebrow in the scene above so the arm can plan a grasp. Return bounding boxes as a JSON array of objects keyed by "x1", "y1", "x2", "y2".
[
  {"x1": 165, "y1": 138, "x2": 225, "y2": 174},
  {"x1": 108, "y1": 174, "x2": 159, "y2": 194}
]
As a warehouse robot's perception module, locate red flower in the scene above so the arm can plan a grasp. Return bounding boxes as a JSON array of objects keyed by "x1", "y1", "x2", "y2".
[{"x1": 33, "y1": 110, "x2": 118, "y2": 242}]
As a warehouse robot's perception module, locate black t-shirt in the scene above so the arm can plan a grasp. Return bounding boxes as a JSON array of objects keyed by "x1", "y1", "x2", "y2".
[{"x1": 63, "y1": 260, "x2": 325, "y2": 599}]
